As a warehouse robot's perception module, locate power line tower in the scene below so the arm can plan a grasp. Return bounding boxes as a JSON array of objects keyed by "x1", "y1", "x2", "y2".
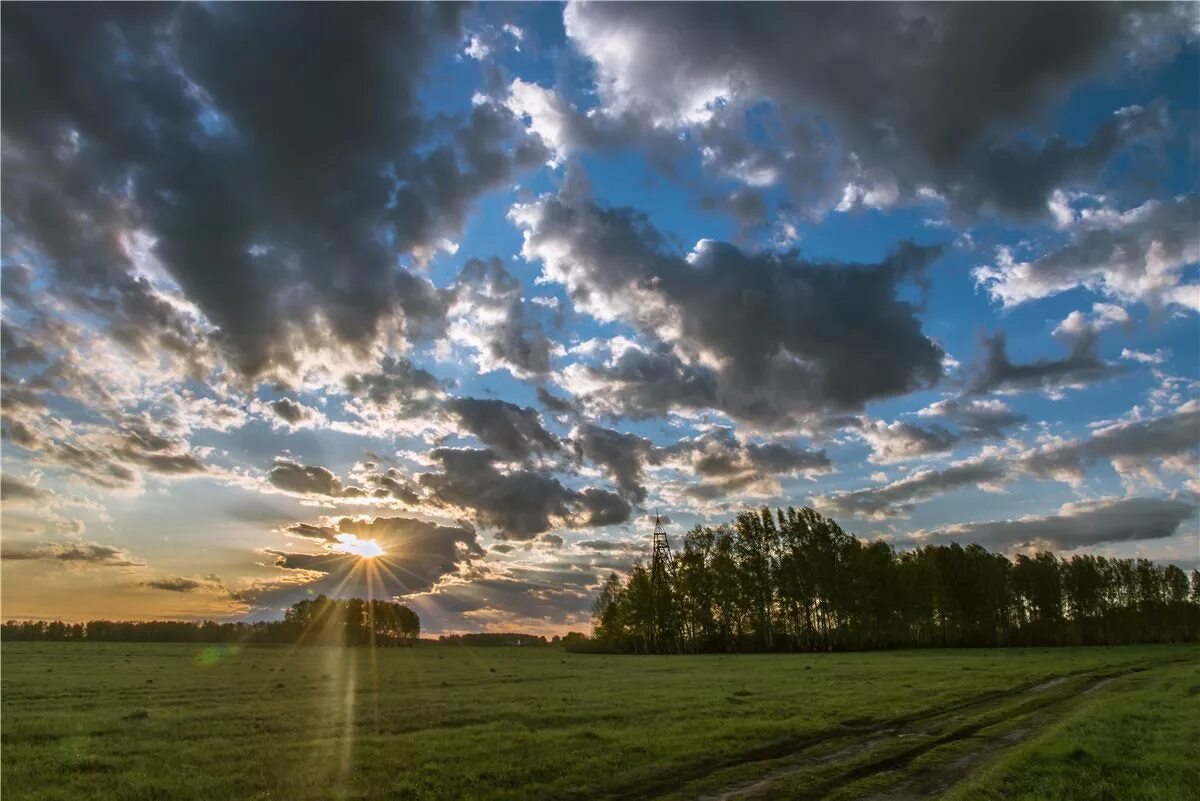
[{"x1": 649, "y1": 513, "x2": 677, "y2": 653}]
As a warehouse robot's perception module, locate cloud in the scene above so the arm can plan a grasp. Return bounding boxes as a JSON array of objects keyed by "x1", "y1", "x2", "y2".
[
  {"x1": 536, "y1": 387, "x2": 577, "y2": 417},
  {"x1": 820, "y1": 403, "x2": 1199, "y2": 518},
  {"x1": 356, "y1": 468, "x2": 422, "y2": 506},
  {"x1": 557, "y1": 2, "x2": 1188, "y2": 219},
  {"x1": 142, "y1": 577, "x2": 205, "y2": 593},
  {"x1": 1121, "y1": 348, "x2": 1169, "y2": 365},
  {"x1": 1023, "y1": 403, "x2": 1200, "y2": 486},
  {"x1": 266, "y1": 459, "x2": 363, "y2": 499},
  {"x1": 447, "y1": 258, "x2": 556, "y2": 378},
  {"x1": 912, "y1": 495, "x2": 1197, "y2": 551},
  {"x1": 515, "y1": 193, "x2": 944, "y2": 425},
  {"x1": 817, "y1": 457, "x2": 1009, "y2": 521},
  {"x1": 973, "y1": 195, "x2": 1200, "y2": 311},
  {"x1": 658, "y1": 427, "x2": 831, "y2": 479},
  {"x1": 445, "y1": 398, "x2": 560, "y2": 462},
  {"x1": 417, "y1": 448, "x2": 630, "y2": 539},
  {"x1": 572, "y1": 424, "x2": 655, "y2": 503},
  {"x1": 860, "y1": 397, "x2": 1027, "y2": 462},
  {"x1": 340, "y1": 356, "x2": 447, "y2": 436},
  {"x1": 3, "y1": 413, "x2": 207, "y2": 491},
  {"x1": 1, "y1": 540, "x2": 143, "y2": 567},
  {"x1": 857, "y1": 419, "x2": 961, "y2": 464},
  {"x1": 918, "y1": 398, "x2": 1027, "y2": 437},
  {"x1": 574, "y1": 539, "x2": 644, "y2": 553},
  {"x1": 264, "y1": 458, "x2": 420, "y2": 505},
  {"x1": 1, "y1": 473, "x2": 51, "y2": 504},
  {"x1": 268, "y1": 398, "x2": 321, "y2": 427},
  {"x1": 967, "y1": 328, "x2": 1120, "y2": 397},
  {"x1": 2, "y1": 4, "x2": 546, "y2": 382},
  {"x1": 262, "y1": 515, "x2": 483, "y2": 600},
  {"x1": 402, "y1": 547, "x2": 642, "y2": 634}
]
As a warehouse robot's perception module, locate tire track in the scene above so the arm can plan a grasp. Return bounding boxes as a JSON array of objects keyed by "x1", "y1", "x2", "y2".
[{"x1": 656, "y1": 665, "x2": 1157, "y2": 801}]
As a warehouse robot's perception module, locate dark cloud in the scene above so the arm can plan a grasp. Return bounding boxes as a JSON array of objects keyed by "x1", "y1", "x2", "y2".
[
  {"x1": 418, "y1": 447, "x2": 630, "y2": 540},
  {"x1": 264, "y1": 458, "x2": 423, "y2": 505},
  {"x1": 745, "y1": 442, "x2": 832, "y2": 475},
  {"x1": 700, "y1": 189, "x2": 770, "y2": 232},
  {"x1": 536, "y1": 387, "x2": 577, "y2": 416},
  {"x1": 577, "y1": 488, "x2": 633, "y2": 527},
  {"x1": 519, "y1": 195, "x2": 944, "y2": 424},
  {"x1": 142, "y1": 577, "x2": 204, "y2": 593},
  {"x1": 1, "y1": 321, "x2": 48, "y2": 367},
  {"x1": 342, "y1": 356, "x2": 444, "y2": 419},
  {"x1": 266, "y1": 459, "x2": 363, "y2": 499},
  {"x1": 561, "y1": 2, "x2": 1186, "y2": 219},
  {"x1": 261, "y1": 515, "x2": 483, "y2": 602},
  {"x1": 658, "y1": 427, "x2": 831, "y2": 479},
  {"x1": 538, "y1": 533, "x2": 565, "y2": 550},
  {"x1": 269, "y1": 398, "x2": 316, "y2": 426},
  {"x1": 446, "y1": 398, "x2": 560, "y2": 462},
  {"x1": 572, "y1": 424, "x2": 654, "y2": 503},
  {"x1": 915, "y1": 496, "x2": 1197, "y2": 551},
  {"x1": 1, "y1": 540, "x2": 143, "y2": 567},
  {"x1": 360, "y1": 468, "x2": 422, "y2": 506},
  {"x1": 402, "y1": 548, "x2": 643, "y2": 633},
  {"x1": 569, "y1": 423, "x2": 831, "y2": 507},
  {"x1": 0, "y1": 473, "x2": 50, "y2": 503},
  {"x1": 967, "y1": 329, "x2": 1121, "y2": 396},
  {"x1": 566, "y1": 346, "x2": 722, "y2": 421},
  {"x1": 452, "y1": 258, "x2": 555, "y2": 377},
  {"x1": 116, "y1": 423, "x2": 208, "y2": 475},
  {"x1": 2, "y1": 3, "x2": 544, "y2": 380}
]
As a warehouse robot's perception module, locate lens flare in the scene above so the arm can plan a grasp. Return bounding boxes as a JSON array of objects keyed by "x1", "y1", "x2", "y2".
[{"x1": 333, "y1": 534, "x2": 384, "y2": 559}]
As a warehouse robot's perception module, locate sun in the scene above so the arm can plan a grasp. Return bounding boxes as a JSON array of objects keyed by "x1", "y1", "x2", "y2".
[{"x1": 333, "y1": 533, "x2": 385, "y2": 560}]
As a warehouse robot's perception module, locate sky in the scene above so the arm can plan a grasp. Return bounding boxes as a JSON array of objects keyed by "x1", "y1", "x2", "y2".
[{"x1": 1, "y1": 2, "x2": 1198, "y2": 634}]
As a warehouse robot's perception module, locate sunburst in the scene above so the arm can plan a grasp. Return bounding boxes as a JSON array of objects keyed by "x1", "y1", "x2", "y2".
[{"x1": 333, "y1": 533, "x2": 384, "y2": 559}]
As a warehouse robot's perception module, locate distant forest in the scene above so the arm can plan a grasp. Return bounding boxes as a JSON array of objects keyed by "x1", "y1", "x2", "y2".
[
  {"x1": 6, "y1": 507, "x2": 1198, "y2": 653},
  {"x1": 579, "y1": 507, "x2": 1200, "y2": 654},
  {"x1": 1, "y1": 597, "x2": 420, "y2": 645}
]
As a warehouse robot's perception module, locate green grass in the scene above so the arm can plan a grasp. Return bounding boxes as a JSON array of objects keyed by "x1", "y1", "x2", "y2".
[
  {"x1": 943, "y1": 658, "x2": 1200, "y2": 801},
  {"x1": 1, "y1": 643, "x2": 1195, "y2": 800}
]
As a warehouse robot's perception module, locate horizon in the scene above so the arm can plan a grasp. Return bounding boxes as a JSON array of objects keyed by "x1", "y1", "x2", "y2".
[
  {"x1": 2, "y1": 2, "x2": 1198, "y2": 638},
  {"x1": 1, "y1": 504, "x2": 1195, "y2": 635}
]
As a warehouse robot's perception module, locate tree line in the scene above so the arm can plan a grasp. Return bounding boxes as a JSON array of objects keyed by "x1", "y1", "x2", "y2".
[
  {"x1": 1, "y1": 596, "x2": 420, "y2": 646},
  {"x1": 436, "y1": 632, "x2": 552, "y2": 647},
  {"x1": 583, "y1": 507, "x2": 1200, "y2": 653}
]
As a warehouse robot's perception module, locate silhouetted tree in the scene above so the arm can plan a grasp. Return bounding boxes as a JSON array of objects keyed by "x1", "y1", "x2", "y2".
[{"x1": 571, "y1": 506, "x2": 1200, "y2": 654}]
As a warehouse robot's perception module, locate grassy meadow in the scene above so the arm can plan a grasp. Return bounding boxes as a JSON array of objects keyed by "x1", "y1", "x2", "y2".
[
  {"x1": 2, "y1": 643, "x2": 1196, "y2": 800},
  {"x1": 943, "y1": 657, "x2": 1200, "y2": 801}
]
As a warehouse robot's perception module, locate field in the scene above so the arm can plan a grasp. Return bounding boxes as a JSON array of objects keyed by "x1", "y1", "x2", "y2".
[{"x1": 2, "y1": 643, "x2": 1197, "y2": 800}]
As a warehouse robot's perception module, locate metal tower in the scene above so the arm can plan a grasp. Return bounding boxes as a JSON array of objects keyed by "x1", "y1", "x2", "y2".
[
  {"x1": 651, "y1": 513, "x2": 673, "y2": 581},
  {"x1": 649, "y1": 513, "x2": 677, "y2": 652}
]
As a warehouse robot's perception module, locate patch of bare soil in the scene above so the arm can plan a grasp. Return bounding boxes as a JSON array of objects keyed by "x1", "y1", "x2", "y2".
[
  {"x1": 861, "y1": 700, "x2": 1071, "y2": 801},
  {"x1": 665, "y1": 668, "x2": 1138, "y2": 801}
]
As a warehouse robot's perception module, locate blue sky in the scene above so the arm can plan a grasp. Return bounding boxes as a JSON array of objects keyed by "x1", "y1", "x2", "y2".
[{"x1": 2, "y1": 3, "x2": 1197, "y2": 632}]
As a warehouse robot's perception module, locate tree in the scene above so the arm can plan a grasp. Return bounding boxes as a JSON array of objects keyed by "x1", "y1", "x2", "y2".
[{"x1": 561, "y1": 506, "x2": 1200, "y2": 655}]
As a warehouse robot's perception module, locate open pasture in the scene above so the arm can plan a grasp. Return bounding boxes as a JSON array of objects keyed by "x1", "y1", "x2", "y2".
[{"x1": 2, "y1": 643, "x2": 1197, "y2": 800}]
